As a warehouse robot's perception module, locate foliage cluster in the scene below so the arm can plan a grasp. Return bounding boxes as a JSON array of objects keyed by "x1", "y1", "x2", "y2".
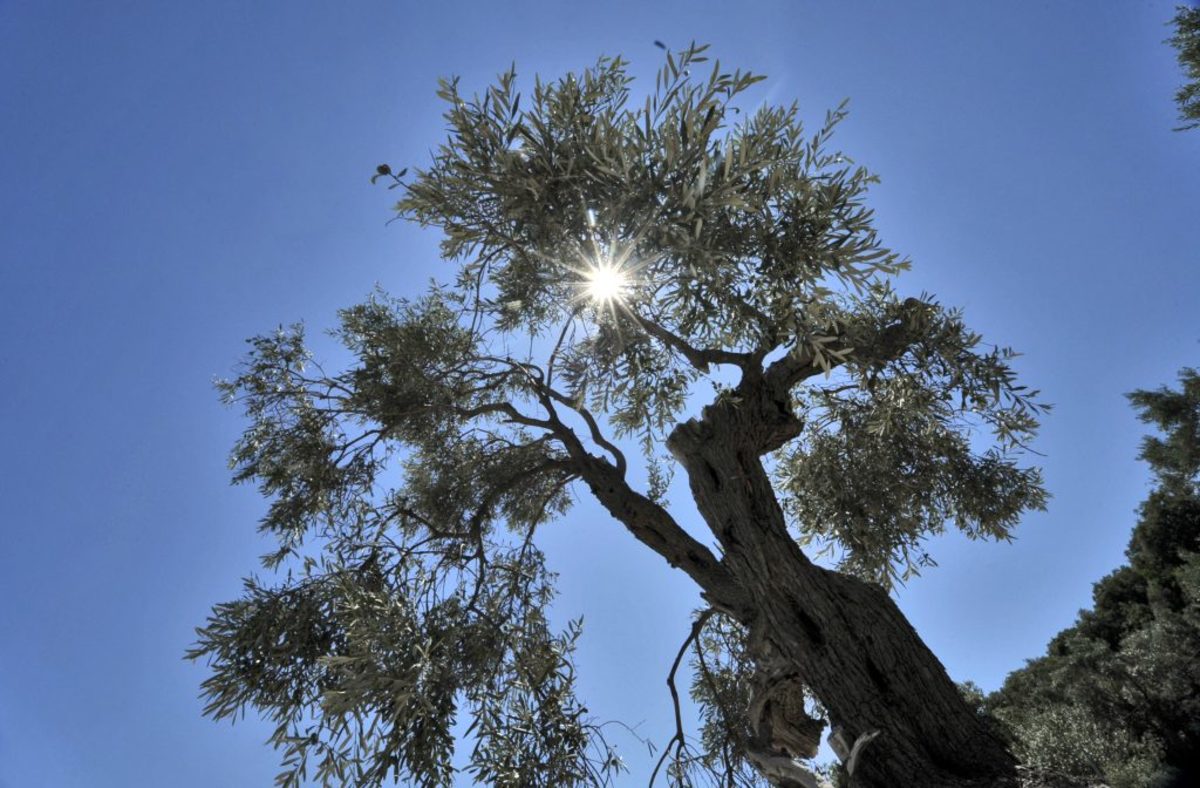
[{"x1": 988, "y1": 369, "x2": 1200, "y2": 787}]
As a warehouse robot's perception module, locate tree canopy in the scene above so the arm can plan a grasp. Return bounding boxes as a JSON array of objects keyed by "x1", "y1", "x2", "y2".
[
  {"x1": 190, "y1": 45, "x2": 1049, "y2": 787},
  {"x1": 989, "y1": 368, "x2": 1200, "y2": 787}
]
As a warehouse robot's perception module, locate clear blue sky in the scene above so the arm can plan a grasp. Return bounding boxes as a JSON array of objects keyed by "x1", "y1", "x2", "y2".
[{"x1": 1, "y1": 1, "x2": 1197, "y2": 785}]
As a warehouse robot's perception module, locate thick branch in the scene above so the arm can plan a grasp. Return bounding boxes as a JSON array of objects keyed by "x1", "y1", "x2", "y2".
[
  {"x1": 471, "y1": 380, "x2": 736, "y2": 604},
  {"x1": 454, "y1": 401, "x2": 555, "y2": 431},
  {"x1": 574, "y1": 454, "x2": 746, "y2": 612},
  {"x1": 539, "y1": 383, "x2": 628, "y2": 475},
  {"x1": 763, "y1": 298, "x2": 928, "y2": 394},
  {"x1": 629, "y1": 309, "x2": 753, "y2": 372}
]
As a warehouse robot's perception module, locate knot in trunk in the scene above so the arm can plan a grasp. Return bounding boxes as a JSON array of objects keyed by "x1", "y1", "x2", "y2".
[{"x1": 749, "y1": 669, "x2": 825, "y2": 760}]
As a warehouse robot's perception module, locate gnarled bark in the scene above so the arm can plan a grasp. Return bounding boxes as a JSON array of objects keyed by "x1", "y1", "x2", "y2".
[{"x1": 661, "y1": 375, "x2": 1019, "y2": 788}]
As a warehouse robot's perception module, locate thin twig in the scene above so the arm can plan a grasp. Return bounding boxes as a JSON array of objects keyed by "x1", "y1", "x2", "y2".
[{"x1": 650, "y1": 608, "x2": 716, "y2": 787}]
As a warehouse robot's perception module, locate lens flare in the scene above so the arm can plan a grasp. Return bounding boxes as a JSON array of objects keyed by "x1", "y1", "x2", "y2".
[{"x1": 585, "y1": 261, "x2": 628, "y2": 304}]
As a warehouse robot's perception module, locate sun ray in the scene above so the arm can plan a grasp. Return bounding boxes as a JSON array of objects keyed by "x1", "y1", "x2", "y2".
[
  {"x1": 585, "y1": 260, "x2": 628, "y2": 304},
  {"x1": 548, "y1": 209, "x2": 662, "y2": 349}
]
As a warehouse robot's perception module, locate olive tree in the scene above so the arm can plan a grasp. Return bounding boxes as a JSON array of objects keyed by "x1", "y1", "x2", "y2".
[{"x1": 190, "y1": 46, "x2": 1048, "y2": 787}]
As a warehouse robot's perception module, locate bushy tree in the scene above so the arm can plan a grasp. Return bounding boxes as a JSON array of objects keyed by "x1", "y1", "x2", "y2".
[
  {"x1": 1170, "y1": 4, "x2": 1200, "y2": 131},
  {"x1": 990, "y1": 368, "x2": 1200, "y2": 787},
  {"x1": 190, "y1": 46, "x2": 1050, "y2": 787}
]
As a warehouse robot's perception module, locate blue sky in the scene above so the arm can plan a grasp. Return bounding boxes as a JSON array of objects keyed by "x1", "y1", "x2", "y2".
[{"x1": 1, "y1": 1, "x2": 1197, "y2": 785}]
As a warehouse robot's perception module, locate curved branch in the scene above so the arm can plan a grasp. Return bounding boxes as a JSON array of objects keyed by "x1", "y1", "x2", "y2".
[
  {"x1": 764, "y1": 298, "x2": 928, "y2": 393},
  {"x1": 438, "y1": 350, "x2": 738, "y2": 606},
  {"x1": 573, "y1": 453, "x2": 746, "y2": 612},
  {"x1": 650, "y1": 608, "x2": 716, "y2": 787},
  {"x1": 454, "y1": 401, "x2": 555, "y2": 431},
  {"x1": 538, "y1": 383, "x2": 627, "y2": 475},
  {"x1": 628, "y1": 309, "x2": 753, "y2": 372}
]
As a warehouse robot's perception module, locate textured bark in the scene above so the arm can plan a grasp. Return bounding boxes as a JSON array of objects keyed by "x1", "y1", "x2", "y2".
[
  {"x1": 661, "y1": 373, "x2": 1020, "y2": 788},
  {"x1": 567, "y1": 303, "x2": 1020, "y2": 786}
]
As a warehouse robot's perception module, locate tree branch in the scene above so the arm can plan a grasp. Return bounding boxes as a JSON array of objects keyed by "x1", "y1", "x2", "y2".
[
  {"x1": 628, "y1": 309, "x2": 753, "y2": 372},
  {"x1": 650, "y1": 608, "x2": 715, "y2": 787},
  {"x1": 546, "y1": 306, "x2": 583, "y2": 388},
  {"x1": 573, "y1": 454, "x2": 746, "y2": 612},
  {"x1": 453, "y1": 401, "x2": 555, "y2": 431},
  {"x1": 538, "y1": 383, "x2": 627, "y2": 475},
  {"x1": 459, "y1": 357, "x2": 737, "y2": 606},
  {"x1": 763, "y1": 298, "x2": 928, "y2": 393}
]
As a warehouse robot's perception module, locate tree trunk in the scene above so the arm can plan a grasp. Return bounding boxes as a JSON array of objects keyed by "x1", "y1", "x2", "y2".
[{"x1": 665, "y1": 384, "x2": 1019, "y2": 788}]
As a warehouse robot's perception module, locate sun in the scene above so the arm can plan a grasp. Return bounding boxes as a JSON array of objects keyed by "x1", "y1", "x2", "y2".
[
  {"x1": 584, "y1": 260, "x2": 629, "y2": 304},
  {"x1": 562, "y1": 208, "x2": 648, "y2": 311}
]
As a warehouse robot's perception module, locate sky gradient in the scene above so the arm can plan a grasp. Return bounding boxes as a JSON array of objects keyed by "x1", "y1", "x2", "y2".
[{"x1": 1, "y1": 1, "x2": 1197, "y2": 785}]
